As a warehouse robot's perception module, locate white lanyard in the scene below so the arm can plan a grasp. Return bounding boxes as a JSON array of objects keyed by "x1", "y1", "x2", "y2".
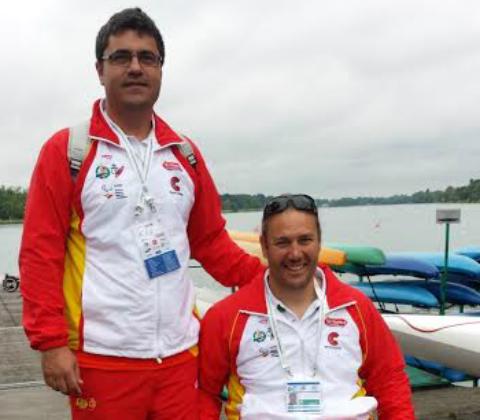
[
  {"x1": 107, "y1": 118, "x2": 156, "y2": 216},
  {"x1": 265, "y1": 273, "x2": 326, "y2": 378}
]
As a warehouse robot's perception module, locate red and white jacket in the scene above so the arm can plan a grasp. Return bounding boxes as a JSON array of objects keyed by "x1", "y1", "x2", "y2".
[
  {"x1": 19, "y1": 99, "x2": 263, "y2": 359},
  {"x1": 199, "y1": 266, "x2": 414, "y2": 419}
]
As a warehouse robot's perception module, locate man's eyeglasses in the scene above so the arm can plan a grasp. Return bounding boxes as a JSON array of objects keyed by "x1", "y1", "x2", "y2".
[
  {"x1": 263, "y1": 194, "x2": 318, "y2": 220},
  {"x1": 102, "y1": 50, "x2": 163, "y2": 68}
]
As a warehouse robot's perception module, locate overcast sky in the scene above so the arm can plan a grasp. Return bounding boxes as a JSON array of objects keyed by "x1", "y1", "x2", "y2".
[{"x1": 1, "y1": 0, "x2": 479, "y2": 199}]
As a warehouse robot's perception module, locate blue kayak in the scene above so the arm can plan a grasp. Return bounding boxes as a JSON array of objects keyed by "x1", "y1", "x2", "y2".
[
  {"x1": 444, "y1": 272, "x2": 480, "y2": 288},
  {"x1": 381, "y1": 279, "x2": 480, "y2": 306},
  {"x1": 394, "y1": 252, "x2": 480, "y2": 279},
  {"x1": 338, "y1": 254, "x2": 439, "y2": 279},
  {"x1": 405, "y1": 355, "x2": 472, "y2": 382},
  {"x1": 455, "y1": 246, "x2": 480, "y2": 262},
  {"x1": 350, "y1": 281, "x2": 439, "y2": 307}
]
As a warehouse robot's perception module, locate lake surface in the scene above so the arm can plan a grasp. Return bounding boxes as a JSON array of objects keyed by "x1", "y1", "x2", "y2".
[{"x1": 1, "y1": 203, "x2": 478, "y2": 291}]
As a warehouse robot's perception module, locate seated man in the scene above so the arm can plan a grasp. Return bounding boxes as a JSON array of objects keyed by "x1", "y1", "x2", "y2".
[{"x1": 199, "y1": 194, "x2": 414, "y2": 419}]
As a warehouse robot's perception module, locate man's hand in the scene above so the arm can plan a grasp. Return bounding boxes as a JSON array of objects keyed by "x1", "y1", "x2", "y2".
[{"x1": 41, "y1": 346, "x2": 83, "y2": 396}]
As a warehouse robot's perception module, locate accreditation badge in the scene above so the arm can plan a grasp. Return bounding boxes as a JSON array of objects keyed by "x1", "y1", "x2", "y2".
[
  {"x1": 134, "y1": 220, "x2": 181, "y2": 279},
  {"x1": 286, "y1": 379, "x2": 323, "y2": 414}
]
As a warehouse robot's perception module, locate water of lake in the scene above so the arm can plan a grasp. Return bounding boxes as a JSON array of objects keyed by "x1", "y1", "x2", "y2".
[{"x1": 1, "y1": 203, "x2": 478, "y2": 288}]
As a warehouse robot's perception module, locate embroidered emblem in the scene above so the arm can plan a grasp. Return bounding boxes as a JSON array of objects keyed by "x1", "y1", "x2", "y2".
[
  {"x1": 325, "y1": 317, "x2": 348, "y2": 327},
  {"x1": 96, "y1": 165, "x2": 110, "y2": 179},
  {"x1": 259, "y1": 347, "x2": 269, "y2": 357},
  {"x1": 75, "y1": 397, "x2": 96, "y2": 411},
  {"x1": 326, "y1": 332, "x2": 340, "y2": 348},
  {"x1": 169, "y1": 176, "x2": 183, "y2": 196},
  {"x1": 266, "y1": 327, "x2": 274, "y2": 340},
  {"x1": 101, "y1": 184, "x2": 114, "y2": 199},
  {"x1": 170, "y1": 176, "x2": 181, "y2": 192},
  {"x1": 111, "y1": 164, "x2": 125, "y2": 178},
  {"x1": 253, "y1": 330, "x2": 267, "y2": 343},
  {"x1": 258, "y1": 345, "x2": 279, "y2": 357},
  {"x1": 163, "y1": 161, "x2": 182, "y2": 171}
]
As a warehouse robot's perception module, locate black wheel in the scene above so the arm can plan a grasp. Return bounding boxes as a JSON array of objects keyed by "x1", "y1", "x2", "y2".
[{"x1": 3, "y1": 275, "x2": 19, "y2": 293}]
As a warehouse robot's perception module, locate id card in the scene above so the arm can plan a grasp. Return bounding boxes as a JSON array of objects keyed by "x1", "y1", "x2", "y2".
[
  {"x1": 134, "y1": 220, "x2": 180, "y2": 279},
  {"x1": 286, "y1": 380, "x2": 322, "y2": 413}
]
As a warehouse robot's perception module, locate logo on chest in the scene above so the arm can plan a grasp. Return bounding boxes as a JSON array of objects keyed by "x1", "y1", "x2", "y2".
[
  {"x1": 324, "y1": 331, "x2": 342, "y2": 350},
  {"x1": 169, "y1": 176, "x2": 183, "y2": 196},
  {"x1": 163, "y1": 161, "x2": 183, "y2": 171},
  {"x1": 252, "y1": 326, "x2": 274, "y2": 343},
  {"x1": 325, "y1": 317, "x2": 348, "y2": 327},
  {"x1": 95, "y1": 163, "x2": 125, "y2": 180},
  {"x1": 258, "y1": 345, "x2": 279, "y2": 358}
]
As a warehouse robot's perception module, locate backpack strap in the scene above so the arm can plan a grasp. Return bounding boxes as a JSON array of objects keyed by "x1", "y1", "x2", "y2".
[
  {"x1": 68, "y1": 121, "x2": 91, "y2": 179},
  {"x1": 177, "y1": 134, "x2": 197, "y2": 169}
]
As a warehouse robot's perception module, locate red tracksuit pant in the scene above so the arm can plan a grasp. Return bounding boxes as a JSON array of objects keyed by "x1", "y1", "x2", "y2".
[{"x1": 69, "y1": 356, "x2": 198, "y2": 419}]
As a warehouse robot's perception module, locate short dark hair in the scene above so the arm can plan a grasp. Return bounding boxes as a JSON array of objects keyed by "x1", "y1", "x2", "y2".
[
  {"x1": 261, "y1": 194, "x2": 321, "y2": 239},
  {"x1": 96, "y1": 8, "x2": 165, "y2": 63}
]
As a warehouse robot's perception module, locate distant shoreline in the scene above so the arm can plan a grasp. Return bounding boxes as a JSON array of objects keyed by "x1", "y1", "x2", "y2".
[{"x1": 0, "y1": 201, "x2": 475, "y2": 221}]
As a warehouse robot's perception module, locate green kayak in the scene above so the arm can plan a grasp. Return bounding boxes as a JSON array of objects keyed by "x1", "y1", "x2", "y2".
[{"x1": 325, "y1": 243, "x2": 386, "y2": 266}]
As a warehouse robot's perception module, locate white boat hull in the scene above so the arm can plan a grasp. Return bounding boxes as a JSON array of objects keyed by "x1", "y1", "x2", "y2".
[{"x1": 383, "y1": 314, "x2": 480, "y2": 377}]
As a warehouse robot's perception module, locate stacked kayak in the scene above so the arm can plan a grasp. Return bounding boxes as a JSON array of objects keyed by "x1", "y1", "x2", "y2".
[
  {"x1": 455, "y1": 246, "x2": 480, "y2": 262},
  {"x1": 334, "y1": 251, "x2": 480, "y2": 307},
  {"x1": 337, "y1": 254, "x2": 439, "y2": 279},
  {"x1": 351, "y1": 279, "x2": 480, "y2": 307},
  {"x1": 351, "y1": 281, "x2": 439, "y2": 308},
  {"x1": 394, "y1": 252, "x2": 480, "y2": 281},
  {"x1": 326, "y1": 243, "x2": 386, "y2": 266}
]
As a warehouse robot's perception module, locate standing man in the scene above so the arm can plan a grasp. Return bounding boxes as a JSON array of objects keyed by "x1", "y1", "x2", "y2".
[
  {"x1": 199, "y1": 194, "x2": 415, "y2": 419},
  {"x1": 19, "y1": 8, "x2": 262, "y2": 419}
]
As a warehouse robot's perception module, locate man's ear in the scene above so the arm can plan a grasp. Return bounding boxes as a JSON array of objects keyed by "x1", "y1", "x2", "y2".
[{"x1": 96, "y1": 61, "x2": 105, "y2": 86}]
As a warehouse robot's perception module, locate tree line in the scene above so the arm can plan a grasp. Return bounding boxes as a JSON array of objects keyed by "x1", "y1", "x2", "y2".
[
  {"x1": 1, "y1": 178, "x2": 480, "y2": 220},
  {"x1": 222, "y1": 178, "x2": 480, "y2": 211},
  {"x1": 0, "y1": 186, "x2": 27, "y2": 221}
]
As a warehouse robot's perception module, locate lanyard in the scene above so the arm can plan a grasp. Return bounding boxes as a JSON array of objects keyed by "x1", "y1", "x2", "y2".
[
  {"x1": 265, "y1": 272, "x2": 326, "y2": 378},
  {"x1": 106, "y1": 116, "x2": 156, "y2": 216}
]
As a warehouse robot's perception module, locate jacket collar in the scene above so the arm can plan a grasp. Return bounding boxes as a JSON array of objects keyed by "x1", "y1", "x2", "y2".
[
  {"x1": 237, "y1": 264, "x2": 357, "y2": 315},
  {"x1": 88, "y1": 99, "x2": 183, "y2": 148}
]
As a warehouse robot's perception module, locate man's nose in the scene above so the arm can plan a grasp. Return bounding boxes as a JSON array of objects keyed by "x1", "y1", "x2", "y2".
[
  {"x1": 127, "y1": 55, "x2": 143, "y2": 73},
  {"x1": 288, "y1": 242, "x2": 302, "y2": 259}
]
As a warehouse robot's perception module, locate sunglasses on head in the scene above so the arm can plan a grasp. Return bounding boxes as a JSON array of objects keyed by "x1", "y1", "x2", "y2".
[{"x1": 263, "y1": 194, "x2": 318, "y2": 220}]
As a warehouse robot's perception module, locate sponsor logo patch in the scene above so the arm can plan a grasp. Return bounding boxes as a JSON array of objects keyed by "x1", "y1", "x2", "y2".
[
  {"x1": 171, "y1": 176, "x2": 181, "y2": 192},
  {"x1": 169, "y1": 176, "x2": 183, "y2": 196},
  {"x1": 163, "y1": 161, "x2": 182, "y2": 171},
  {"x1": 325, "y1": 317, "x2": 348, "y2": 327},
  {"x1": 325, "y1": 332, "x2": 341, "y2": 350}
]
